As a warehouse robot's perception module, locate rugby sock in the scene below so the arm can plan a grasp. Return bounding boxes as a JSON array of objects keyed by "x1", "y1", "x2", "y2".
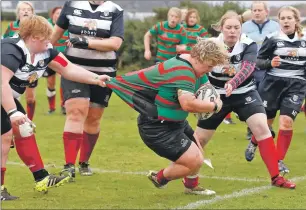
[
  {"x1": 63, "y1": 132, "x2": 82, "y2": 165},
  {"x1": 257, "y1": 137, "x2": 279, "y2": 178},
  {"x1": 277, "y1": 130, "x2": 293, "y2": 160},
  {"x1": 47, "y1": 88, "x2": 56, "y2": 111},
  {"x1": 14, "y1": 135, "x2": 44, "y2": 173},
  {"x1": 225, "y1": 113, "x2": 231, "y2": 119},
  {"x1": 26, "y1": 101, "x2": 36, "y2": 121},
  {"x1": 183, "y1": 175, "x2": 199, "y2": 189},
  {"x1": 60, "y1": 87, "x2": 64, "y2": 107},
  {"x1": 79, "y1": 132, "x2": 99, "y2": 163},
  {"x1": 251, "y1": 135, "x2": 258, "y2": 145},
  {"x1": 32, "y1": 169, "x2": 49, "y2": 181},
  {"x1": 1, "y1": 168, "x2": 6, "y2": 185},
  {"x1": 157, "y1": 169, "x2": 170, "y2": 185}
]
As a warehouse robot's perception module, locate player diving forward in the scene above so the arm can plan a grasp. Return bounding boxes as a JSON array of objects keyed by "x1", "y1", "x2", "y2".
[
  {"x1": 106, "y1": 38, "x2": 228, "y2": 194},
  {"x1": 1, "y1": 15, "x2": 110, "y2": 200}
]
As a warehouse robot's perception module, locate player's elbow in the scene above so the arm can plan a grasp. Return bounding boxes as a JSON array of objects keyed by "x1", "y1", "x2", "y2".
[
  {"x1": 110, "y1": 37, "x2": 123, "y2": 51},
  {"x1": 180, "y1": 99, "x2": 195, "y2": 113}
]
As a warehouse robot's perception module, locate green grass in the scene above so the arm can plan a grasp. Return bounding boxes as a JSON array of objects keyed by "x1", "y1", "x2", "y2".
[
  {"x1": 1, "y1": 19, "x2": 306, "y2": 209},
  {"x1": 1, "y1": 76, "x2": 306, "y2": 209}
]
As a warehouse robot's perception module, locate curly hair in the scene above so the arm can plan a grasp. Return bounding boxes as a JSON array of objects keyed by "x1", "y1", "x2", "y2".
[
  {"x1": 190, "y1": 37, "x2": 229, "y2": 66},
  {"x1": 19, "y1": 15, "x2": 53, "y2": 40},
  {"x1": 278, "y1": 6, "x2": 304, "y2": 38}
]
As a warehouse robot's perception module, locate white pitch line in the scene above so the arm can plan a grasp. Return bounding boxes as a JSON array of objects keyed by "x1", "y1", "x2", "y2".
[
  {"x1": 174, "y1": 176, "x2": 306, "y2": 209},
  {"x1": 7, "y1": 161, "x2": 267, "y2": 182}
]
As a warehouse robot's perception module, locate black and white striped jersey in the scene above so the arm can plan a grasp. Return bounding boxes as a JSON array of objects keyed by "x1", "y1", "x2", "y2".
[
  {"x1": 1, "y1": 37, "x2": 59, "y2": 98},
  {"x1": 257, "y1": 31, "x2": 306, "y2": 80},
  {"x1": 208, "y1": 34, "x2": 257, "y2": 94},
  {"x1": 56, "y1": 1, "x2": 124, "y2": 73}
]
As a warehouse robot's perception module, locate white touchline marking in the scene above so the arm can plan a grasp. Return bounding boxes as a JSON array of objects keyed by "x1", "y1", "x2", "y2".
[
  {"x1": 174, "y1": 176, "x2": 306, "y2": 209},
  {"x1": 7, "y1": 161, "x2": 267, "y2": 182}
]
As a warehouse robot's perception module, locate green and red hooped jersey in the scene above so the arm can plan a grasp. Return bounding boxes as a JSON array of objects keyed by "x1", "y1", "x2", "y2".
[
  {"x1": 149, "y1": 21, "x2": 188, "y2": 62},
  {"x1": 2, "y1": 21, "x2": 20, "y2": 38},
  {"x1": 47, "y1": 18, "x2": 69, "y2": 53},
  {"x1": 182, "y1": 23, "x2": 209, "y2": 53},
  {"x1": 107, "y1": 55, "x2": 209, "y2": 121}
]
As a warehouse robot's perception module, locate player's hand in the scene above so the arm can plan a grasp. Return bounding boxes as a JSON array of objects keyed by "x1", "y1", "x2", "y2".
[
  {"x1": 214, "y1": 97, "x2": 223, "y2": 113},
  {"x1": 176, "y1": 44, "x2": 186, "y2": 52},
  {"x1": 9, "y1": 111, "x2": 28, "y2": 126},
  {"x1": 222, "y1": 65, "x2": 236, "y2": 76},
  {"x1": 224, "y1": 83, "x2": 233, "y2": 97},
  {"x1": 95, "y1": 75, "x2": 111, "y2": 87},
  {"x1": 144, "y1": 50, "x2": 152, "y2": 60},
  {"x1": 69, "y1": 37, "x2": 89, "y2": 49},
  {"x1": 271, "y1": 56, "x2": 281, "y2": 67}
]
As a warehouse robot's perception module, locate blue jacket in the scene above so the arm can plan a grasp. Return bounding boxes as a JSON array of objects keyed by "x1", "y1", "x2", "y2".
[{"x1": 242, "y1": 19, "x2": 280, "y2": 51}]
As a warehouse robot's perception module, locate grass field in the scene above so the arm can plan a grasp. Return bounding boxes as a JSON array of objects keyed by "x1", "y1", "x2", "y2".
[{"x1": 1, "y1": 20, "x2": 306, "y2": 209}]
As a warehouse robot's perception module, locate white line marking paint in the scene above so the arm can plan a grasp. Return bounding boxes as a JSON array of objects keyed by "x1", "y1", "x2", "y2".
[
  {"x1": 174, "y1": 176, "x2": 306, "y2": 209},
  {"x1": 7, "y1": 161, "x2": 267, "y2": 182}
]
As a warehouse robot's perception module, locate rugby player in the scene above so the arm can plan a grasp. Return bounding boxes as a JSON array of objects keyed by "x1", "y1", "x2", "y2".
[
  {"x1": 1, "y1": 15, "x2": 110, "y2": 200},
  {"x1": 144, "y1": 7, "x2": 188, "y2": 63},
  {"x1": 51, "y1": 1, "x2": 124, "y2": 178},
  {"x1": 2, "y1": 1, "x2": 37, "y2": 121},
  {"x1": 242, "y1": 1, "x2": 280, "y2": 140},
  {"x1": 44, "y1": 6, "x2": 69, "y2": 114},
  {"x1": 194, "y1": 11, "x2": 296, "y2": 189},
  {"x1": 182, "y1": 9, "x2": 209, "y2": 53},
  {"x1": 106, "y1": 38, "x2": 228, "y2": 194},
  {"x1": 245, "y1": 6, "x2": 306, "y2": 175}
]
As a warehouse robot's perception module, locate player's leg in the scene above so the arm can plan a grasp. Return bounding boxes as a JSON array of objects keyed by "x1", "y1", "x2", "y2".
[
  {"x1": 138, "y1": 115, "x2": 213, "y2": 194},
  {"x1": 276, "y1": 80, "x2": 306, "y2": 174},
  {"x1": 44, "y1": 68, "x2": 57, "y2": 114},
  {"x1": 238, "y1": 91, "x2": 295, "y2": 189},
  {"x1": 60, "y1": 77, "x2": 90, "y2": 180},
  {"x1": 245, "y1": 75, "x2": 282, "y2": 161},
  {"x1": 60, "y1": 76, "x2": 65, "y2": 115},
  {"x1": 1, "y1": 106, "x2": 18, "y2": 200},
  {"x1": 8, "y1": 99, "x2": 70, "y2": 192},
  {"x1": 78, "y1": 72, "x2": 115, "y2": 175},
  {"x1": 25, "y1": 83, "x2": 37, "y2": 121},
  {"x1": 223, "y1": 112, "x2": 235, "y2": 124}
]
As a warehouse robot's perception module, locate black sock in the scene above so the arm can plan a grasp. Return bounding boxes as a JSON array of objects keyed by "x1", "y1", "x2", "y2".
[{"x1": 33, "y1": 169, "x2": 49, "y2": 181}]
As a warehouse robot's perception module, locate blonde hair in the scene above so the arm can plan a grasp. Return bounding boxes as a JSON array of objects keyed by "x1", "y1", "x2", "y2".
[
  {"x1": 16, "y1": 1, "x2": 35, "y2": 20},
  {"x1": 191, "y1": 37, "x2": 229, "y2": 66},
  {"x1": 19, "y1": 15, "x2": 53, "y2": 40},
  {"x1": 185, "y1": 9, "x2": 200, "y2": 25},
  {"x1": 168, "y1": 7, "x2": 182, "y2": 19},
  {"x1": 251, "y1": 1, "x2": 269, "y2": 11},
  {"x1": 239, "y1": 9, "x2": 252, "y2": 23},
  {"x1": 278, "y1": 6, "x2": 304, "y2": 38}
]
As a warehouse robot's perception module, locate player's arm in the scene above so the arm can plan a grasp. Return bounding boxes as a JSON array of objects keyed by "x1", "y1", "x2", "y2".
[
  {"x1": 178, "y1": 90, "x2": 219, "y2": 113},
  {"x1": 47, "y1": 51, "x2": 110, "y2": 86},
  {"x1": 87, "y1": 10, "x2": 124, "y2": 51},
  {"x1": 51, "y1": 2, "x2": 69, "y2": 45},
  {"x1": 176, "y1": 28, "x2": 188, "y2": 52},
  {"x1": 256, "y1": 36, "x2": 276, "y2": 70},
  {"x1": 144, "y1": 23, "x2": 158, "y2": 60},
  {"x1": 227, "y1": 42, "x2": 257, "y2": 91},
  {"x1": 144, "y1": 30, "x2": 153, "y2": 51}
]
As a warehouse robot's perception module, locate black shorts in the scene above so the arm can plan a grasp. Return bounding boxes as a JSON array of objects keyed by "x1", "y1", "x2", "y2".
[
  {"x1": 1, "y1": 99, "x2": 26, "y2": 135},
  {"x1": 197, "y1": 90, "x2": 266, "y2": 130},
  {"x1": 61, "y1": 71, "x2": 116, "y2": 107},
  {"x1": 258, "y1": 74, "x2": 306, "y2": 120},
  {"x1": 28, "y1": 80, "x2": 38, "y2": 88},
  {"x1": 137, "y1": 115, "x2": 195, "y2": 162},
  {"x1": 42, "y1": 67, "x2": 56, "y2": 77}
]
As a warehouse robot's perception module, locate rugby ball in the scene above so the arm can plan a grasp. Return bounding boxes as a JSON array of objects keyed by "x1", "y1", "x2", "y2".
[{"x1": 194, "y1": 83, "x2": 219, "y2": 120}]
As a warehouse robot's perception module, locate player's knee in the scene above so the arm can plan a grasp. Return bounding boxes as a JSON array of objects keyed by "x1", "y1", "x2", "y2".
[
  {"x1": 2, "y1": 130, "x2": 13, "y2": 144},
  {"x1": 279, "y1": 115, "x2": 293, "y2": 130},
  {"x1": 188, "y1": 151, "x2": 204, "y2": 172},
  {"x1": 66, "y1": 107, "x2": 87, "y2": 123},
  {"x1": 85, "y1": 114, "x2": 101, "y2": 128}
]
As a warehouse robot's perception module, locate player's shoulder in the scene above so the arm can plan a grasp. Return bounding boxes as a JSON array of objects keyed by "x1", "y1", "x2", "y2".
[
  {"x1": 103, "y1": 1, "x2": 123, "y2": 12},
  {"x1": 242, "y1": 20, "x2": 253, "y2": 27},
  {"x1": 240, "y1": 33, "x2": 255, "y2": 45},
  {"x1": 268, "y1": 19, "x2": 279, "y2": 27},
  {"x1": 1, "y1": 37, "x2": 25, "y2": 59},
  {"x1": 266, "y1": 31, "x2": 279, "y2": 39}
]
